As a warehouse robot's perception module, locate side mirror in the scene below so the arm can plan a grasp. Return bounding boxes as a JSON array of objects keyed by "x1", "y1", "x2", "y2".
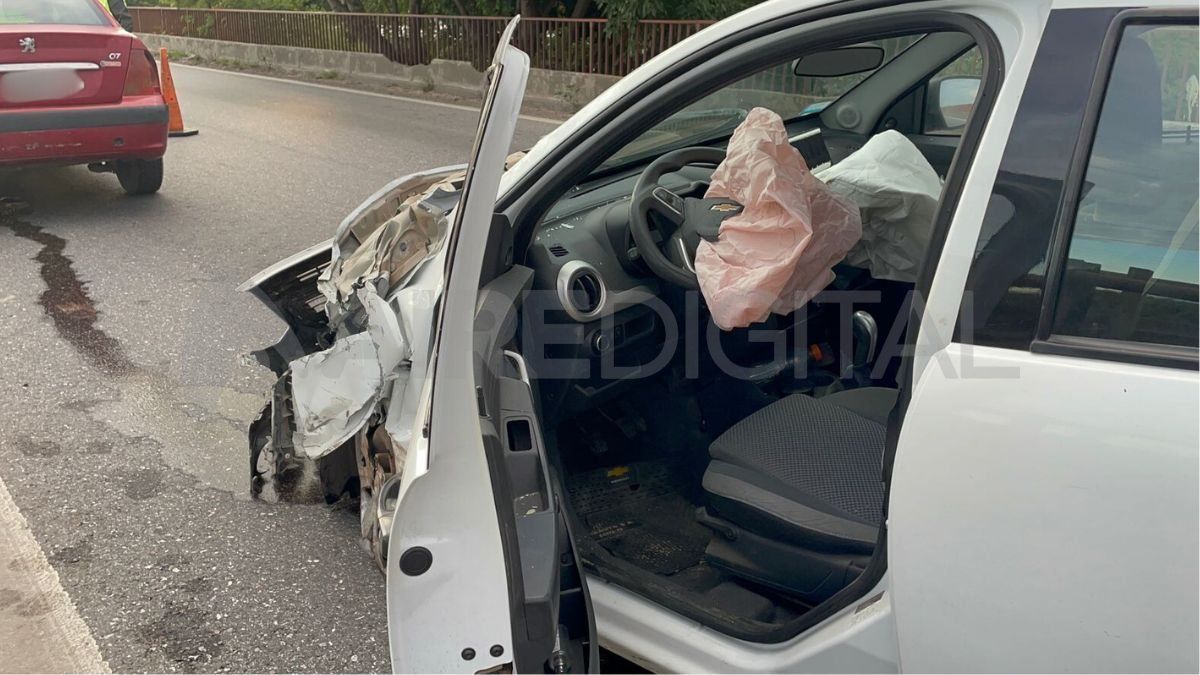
[
  {"x1": 792, "y1": 46, "x2": 886, "y2": 78},
  {"x1": 927, "y1": 76, "x2": 981, "y2": 131}
]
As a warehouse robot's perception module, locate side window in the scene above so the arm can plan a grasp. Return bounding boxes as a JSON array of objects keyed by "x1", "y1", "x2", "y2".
[
  {"x1": 1051, "y1": 23, "x2": 1199, "y2": 349},
  {"x1": 958, "y1": 8, "x2": 1119, "y2": 349},
  {"x1": 924, "y1": 47, "x2": 983, "y2": 135}
]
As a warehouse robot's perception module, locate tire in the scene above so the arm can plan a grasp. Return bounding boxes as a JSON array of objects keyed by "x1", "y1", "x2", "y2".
[{"x1": 115, "y1": 158, "x2": 163, "y2": 195}]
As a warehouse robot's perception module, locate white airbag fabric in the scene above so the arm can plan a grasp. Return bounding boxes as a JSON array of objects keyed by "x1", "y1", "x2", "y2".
[
  {"x1": 822, "y1": 130, "x2": 942, "y2": 283},
  {"x1": 695, "y1": 107, "x2": 862, "y2": 330}
]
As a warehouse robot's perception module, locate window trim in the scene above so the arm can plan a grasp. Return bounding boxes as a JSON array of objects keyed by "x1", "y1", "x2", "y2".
[
  {"x1": 1032, "y1": 335, "x2": 1199, "y2": 371},
  {"x1": 1033, "y1": 7, "x2": 1199, "y2": 370}
]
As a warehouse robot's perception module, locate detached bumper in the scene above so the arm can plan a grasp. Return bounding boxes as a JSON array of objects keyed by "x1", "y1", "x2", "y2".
[{"x1": 0, "y1": 104, "x2": 168, "y2": 166}]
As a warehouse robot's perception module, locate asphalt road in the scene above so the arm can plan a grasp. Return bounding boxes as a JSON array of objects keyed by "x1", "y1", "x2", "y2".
[{"x1": 0, "y1": 65, "x2": 557, "y2": 673}]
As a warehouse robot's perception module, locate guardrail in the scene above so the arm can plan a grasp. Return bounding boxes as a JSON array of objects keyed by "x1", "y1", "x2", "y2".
[{"x1": 129, "y1": 8, "x2": 713, "y2": 77}]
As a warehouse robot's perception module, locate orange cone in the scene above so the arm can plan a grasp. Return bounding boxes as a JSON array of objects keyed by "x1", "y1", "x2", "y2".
[{"x1": 160, "y1": 48, "x2": 198, "y2": 138}]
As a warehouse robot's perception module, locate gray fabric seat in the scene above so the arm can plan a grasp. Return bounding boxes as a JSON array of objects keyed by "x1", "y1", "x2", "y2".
[{"x1": 703, "y1": 387, "x2": 897, "y2": 551}]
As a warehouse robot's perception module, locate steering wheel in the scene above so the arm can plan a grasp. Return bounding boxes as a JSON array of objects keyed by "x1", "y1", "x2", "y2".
[{"x1": 628, "y1": 146, "x2": 743, "y2": 289}]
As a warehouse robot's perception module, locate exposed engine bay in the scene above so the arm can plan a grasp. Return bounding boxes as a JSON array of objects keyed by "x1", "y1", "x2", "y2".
[{"x1": 242, "y1": 164, "x2": 469, "y2": 568}]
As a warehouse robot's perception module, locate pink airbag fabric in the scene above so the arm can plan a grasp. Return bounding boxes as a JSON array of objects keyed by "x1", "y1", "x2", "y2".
[{"x1": 695, "y1": 108, "x2": 862, "y2": 330}]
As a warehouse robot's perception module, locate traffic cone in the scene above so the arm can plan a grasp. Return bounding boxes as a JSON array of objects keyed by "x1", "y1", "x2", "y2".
[{"x1": 160, "y1": 48, "x2": 198, "y2": 138}]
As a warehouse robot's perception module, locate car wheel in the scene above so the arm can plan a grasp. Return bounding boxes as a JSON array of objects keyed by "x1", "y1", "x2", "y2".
[{"x1": 115, "y1": 158, "x2": 164, "y2": 195}]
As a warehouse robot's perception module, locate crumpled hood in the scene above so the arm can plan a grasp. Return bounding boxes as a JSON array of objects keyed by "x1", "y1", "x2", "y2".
[
  {"x1": 242, "y1": 165, "x2": 465, "y2": 462},
  {"x1": 244, "y1": 151, "x2": 526, "y2": 464}
]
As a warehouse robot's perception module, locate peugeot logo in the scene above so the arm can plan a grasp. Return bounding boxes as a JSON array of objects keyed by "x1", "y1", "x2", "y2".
[
  {"x1": 709, "y1": 202, "x2": 742, "y2": 213},
  {"x1": 19, "y1": 37, "x2": 35, "y2": 54}
]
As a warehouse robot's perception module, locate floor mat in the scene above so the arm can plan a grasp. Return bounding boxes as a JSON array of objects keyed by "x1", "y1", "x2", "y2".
[{"x1": 566, "y1": 461, "x2": 710, "y2": 576}]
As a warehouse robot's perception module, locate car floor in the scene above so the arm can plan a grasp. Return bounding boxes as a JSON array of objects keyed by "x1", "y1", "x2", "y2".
[
  {"x1": 567, "y1": 458, "x2": 709, "y2": 576},
  {"x1": 555, "y1": 378, "x2": 812, "y2": 632}
]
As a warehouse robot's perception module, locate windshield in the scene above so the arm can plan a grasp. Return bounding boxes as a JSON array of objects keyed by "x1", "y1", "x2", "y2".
[
  {"x1": 600, "y1": 35, "x2": 923, "y2": 170},
  {"x1": 0, "y1": 0, "x2": 107, "y2": 25}
]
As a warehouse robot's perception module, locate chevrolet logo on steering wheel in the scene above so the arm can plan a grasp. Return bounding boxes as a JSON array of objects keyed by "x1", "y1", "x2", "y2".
[{"x1": 709, "y1": 202, "x2": 741, "y2": 213}]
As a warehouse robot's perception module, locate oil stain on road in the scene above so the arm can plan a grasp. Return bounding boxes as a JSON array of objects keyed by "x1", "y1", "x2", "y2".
[{"x1": 0, "y1": 197, "x2": 136, "y2": 376}]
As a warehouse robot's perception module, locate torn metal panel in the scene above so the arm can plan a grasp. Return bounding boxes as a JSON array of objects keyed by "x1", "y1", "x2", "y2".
[
  {"x1": 289, "y1": 332, "x2": 382, "y2": 460},
  {"x1": 320, "y1": 199, "x2": 449, "y2": 312},
  {"x1": 329, "y1": 165, "x2": 466, "y2": 264},
  {"x1": 241, "y1": 162, "x2": 472, "y2": 564},
  {"x1": 242, "y1": 124, "x2": 537, "y2": 573},
  {"x1": 237, "y1": 240, "x2": 335, "y2": 371},
  {"x1": 357, "y1": 426, "x2": 404, "y2": 571},
  {"x1": 288, "y1": 284, "x2": 412, "y2": 461}
]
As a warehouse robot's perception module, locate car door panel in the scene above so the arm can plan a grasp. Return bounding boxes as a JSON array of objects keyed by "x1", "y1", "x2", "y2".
[
  {"x1": 890, "y1": 6, "x2": 1200, "y2": 672},
  {"x1": 385, "y1": 18, "x2": 595, "y2": 673},
  {"x1": 384, "y1": 19, "x2": 525, "y2": 673},
  {"x1": 891, "y1": 346, "x2": 1199, "y2": 672},
  {"x1": 474, "y1": 265, "x2": 597, "y2": 673}
]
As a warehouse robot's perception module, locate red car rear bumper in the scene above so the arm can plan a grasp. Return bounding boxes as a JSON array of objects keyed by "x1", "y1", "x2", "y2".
[{"x1": 0, "y1": 103, "x2": 168, "y2": 167}]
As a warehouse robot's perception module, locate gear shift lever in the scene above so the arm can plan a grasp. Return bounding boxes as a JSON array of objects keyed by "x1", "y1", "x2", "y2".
[{"x1": 844, "y1": 310, "x2": 879, "y2": 382}]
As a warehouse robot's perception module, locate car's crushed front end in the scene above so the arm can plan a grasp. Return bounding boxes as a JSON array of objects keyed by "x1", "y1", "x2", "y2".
[{"x1": 239, "y1": 164, "x2": 466, "y2": 569}]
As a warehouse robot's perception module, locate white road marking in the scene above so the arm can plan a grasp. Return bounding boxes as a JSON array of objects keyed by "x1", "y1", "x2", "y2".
[
  {"x1": 173, "y1": 63, "x2": 565, "y2": 125},
  {"x1": 0, "y1": 475, "x2": 109, "y2": 674}
]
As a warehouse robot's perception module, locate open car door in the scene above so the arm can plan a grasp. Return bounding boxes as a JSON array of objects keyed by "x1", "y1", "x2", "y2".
[{"x1": 385, "y1": 18, "x2": 597, "y2": 674}]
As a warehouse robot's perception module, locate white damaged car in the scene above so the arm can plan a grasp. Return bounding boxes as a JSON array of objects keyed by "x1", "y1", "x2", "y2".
[{"x1": 243, "y1": 4, "x2": 1199, "y2": 673}]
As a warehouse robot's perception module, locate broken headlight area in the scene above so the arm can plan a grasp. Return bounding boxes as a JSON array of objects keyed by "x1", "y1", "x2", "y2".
[{"x1": 242, "y1": 165, "x2": 465, "y2": 572}]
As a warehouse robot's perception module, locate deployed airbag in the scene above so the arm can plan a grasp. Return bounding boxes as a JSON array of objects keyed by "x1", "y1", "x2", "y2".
[
  {"x1": 822, "y1": 130, "x2": 942, "y2": 283},
  {"x1": 695, "y1": 107, "x2": 862, "y2": 330}
]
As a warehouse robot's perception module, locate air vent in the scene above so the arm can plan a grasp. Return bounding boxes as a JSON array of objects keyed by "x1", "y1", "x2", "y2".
[
  {"x1": 569, "y1": 272, "x2": 603, "y2": 314},
  {"x1": 556, "y1": 261, "x2": 607, "y2": 322},
  {"x1": 549, "y1": 244, "x2": 569, "y2": 257}
]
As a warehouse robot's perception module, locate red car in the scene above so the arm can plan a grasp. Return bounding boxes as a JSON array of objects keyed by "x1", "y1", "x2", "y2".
[{"x1": 0, "y1": 0, "x2": 166, "y2": 195}]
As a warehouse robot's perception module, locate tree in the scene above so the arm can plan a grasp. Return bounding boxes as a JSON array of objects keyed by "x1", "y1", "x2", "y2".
[{"x1": 129, "y1": 0, "x2": 743, "y2": 20}]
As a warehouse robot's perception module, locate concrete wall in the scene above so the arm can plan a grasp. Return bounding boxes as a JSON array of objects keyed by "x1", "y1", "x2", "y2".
[{"x1": 140, "y1": 34, "x2": 619, "y2": 114}]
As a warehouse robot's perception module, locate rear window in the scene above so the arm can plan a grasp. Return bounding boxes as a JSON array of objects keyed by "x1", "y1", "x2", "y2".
[
  {"x1": 1052, "y1": 23, "x2": 1199, "y2": 349},
  {"x1": 0, "y1": 0, "x2": 107, "y2": 26}
]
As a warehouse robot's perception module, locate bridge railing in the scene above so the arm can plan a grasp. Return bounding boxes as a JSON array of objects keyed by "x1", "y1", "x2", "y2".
[{"x1": 129, "y1": 7, "x2": 713, "y2": 77}]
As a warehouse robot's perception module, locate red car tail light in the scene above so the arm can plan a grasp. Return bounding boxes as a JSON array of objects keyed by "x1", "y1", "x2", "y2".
[{"x1": 123, "y1": 48, "x2": 160, "y2": 97}]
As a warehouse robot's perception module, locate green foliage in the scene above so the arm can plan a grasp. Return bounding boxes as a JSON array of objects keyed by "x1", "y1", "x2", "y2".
[
  {"x1": 1143, "y1": 26, "x2": 1199, "y2": 122},
  {"x1": 129, "y1": 0, "x2": 326, "y2": 8},
  {"x1": 129, "y1": 0, "x2": 757, "y2": 20},
  {"x1": 596, "y1": 0, "x2": 752, "y2": 28},
  {"x1": 128, "y1": 0, "x2": 506, "y2": 11}
]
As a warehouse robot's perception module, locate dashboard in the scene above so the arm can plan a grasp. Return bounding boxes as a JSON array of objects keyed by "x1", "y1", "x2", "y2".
[
  {"x1": 521, "y1": 120, "x2": 851, "y2": 326},
  {"x1": 526, "y1": 163, "x2": 714, "y2": 323},
  {"x1": 516, "y1": 119, "x2": 936, "y2": 416}
]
